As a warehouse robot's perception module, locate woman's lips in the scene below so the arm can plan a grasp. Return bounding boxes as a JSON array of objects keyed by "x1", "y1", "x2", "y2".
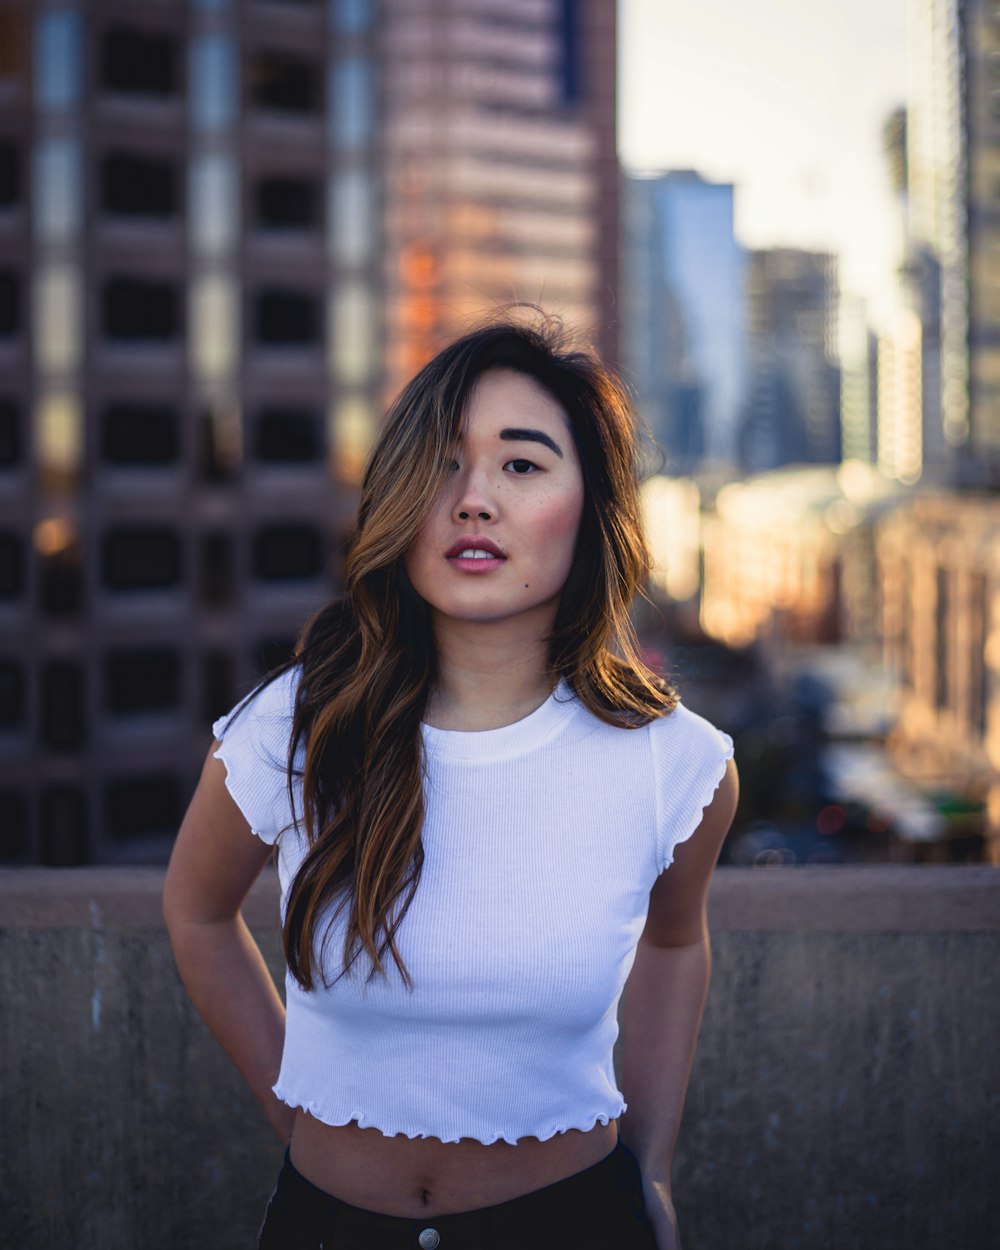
[{"x1": 445, "y1": 538, "x2": 507, "y2": 571}]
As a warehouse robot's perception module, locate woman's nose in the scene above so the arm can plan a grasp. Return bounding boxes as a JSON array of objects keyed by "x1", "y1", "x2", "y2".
[{"x1": 451, "y1": 469, "x2": 496, "y2": 523}]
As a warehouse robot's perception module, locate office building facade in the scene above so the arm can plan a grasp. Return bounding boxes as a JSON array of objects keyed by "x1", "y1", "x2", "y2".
[
  {"x1": 0, "y1": 0, "x2": 618, "y2": 864},
  {"x1": 621, "y1": 170, "x2": 746, "y2": 470}
]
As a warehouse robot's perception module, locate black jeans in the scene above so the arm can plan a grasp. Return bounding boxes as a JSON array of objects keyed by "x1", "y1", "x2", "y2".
[{"x1": 258, "y1": 1138, "x2": 658, "y2": 1250}]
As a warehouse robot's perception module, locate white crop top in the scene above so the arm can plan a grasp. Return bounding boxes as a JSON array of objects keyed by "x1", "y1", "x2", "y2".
[{"x1": 212, "y1": 669, "x2": 733, "y2": 1145}]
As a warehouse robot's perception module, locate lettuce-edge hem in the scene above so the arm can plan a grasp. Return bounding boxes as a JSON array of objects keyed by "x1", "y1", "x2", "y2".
[{"x1": 271, "y1": 1087, "x2": 624, "y2": 1145}]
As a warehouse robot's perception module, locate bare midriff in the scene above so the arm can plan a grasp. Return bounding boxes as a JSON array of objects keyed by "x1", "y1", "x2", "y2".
[{"x1": 289, "y1": 1111, "x2": 619, "y2": 1218}]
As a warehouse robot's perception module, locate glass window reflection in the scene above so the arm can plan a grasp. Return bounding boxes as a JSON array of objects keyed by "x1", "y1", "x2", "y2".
[
  {"x1": 329, "y1": 58, "x2": 372, "y2": 151},
  {"x1": 333, "y1": 394, "x2": 374, "y2": 484},
  {"x1": 35, "y1": 266, "x2": 81, "y2": 373},
  {"x1": 34, "y1": 139, "x2": 81, "y2": 242},
  {"x1": 36, "y1": 391, "x2": 83, "y2": 482},
  {"x1": 190, "y1": 154, "x2": 238, "y2": 255},
  {"x1": 35, "y1": 11, "x2": 82, "y2": 112},
  {"x1": 191, "y1": 275, "x2": 239, "y2": 380},
  {"x1": 331, "y1": 0, "x2": 372, "y2": 35},
  {"x1": 191, "y1": 35, "x2": 236, "y2": 132},
  {"x1": 329, "y1": 169, "x2": 373, "y2": 266},
  {"x1": 330, "y1": 282, "x2": 373, "y2": 384}
]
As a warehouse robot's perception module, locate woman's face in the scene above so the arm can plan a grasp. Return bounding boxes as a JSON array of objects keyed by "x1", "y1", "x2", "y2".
[{"x1": 404, "y1": 369, "x2": 585, "y2": 635}]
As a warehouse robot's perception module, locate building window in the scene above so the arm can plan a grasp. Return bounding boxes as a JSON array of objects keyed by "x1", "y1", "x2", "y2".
[
  {"x1": 0, "y1": 269, "x2": 20, "y2": 337},
  {"x1": 0, "y1": 660, "x2": 25, "y2": 730},
  {"x1": 101, "y1": 401, "x2": 180, "y2": 466},
  {"x1": 37, "y1": 520, "x2": 84, "y2": 618},
  {"x1": 935, "y1": 566, "x2": 950, "y2": 711},
  {"x1": 35, "y1": 266, "x2": 81, "y2": 373},
  {"x1": 102, "y1": 276, "x2": 181, "y2": 342},
  {"x1": 0, "y1": 532, "x2": 25, "y2": 598},
  {"x1": 0, "y1": 142, "x2": 20, "y2": 209},
  {"x1": 191, "y1": 35, "x2": 237, "y2": 132},
  {"x1": 254, "y1": 405, "x2": 322, "y2": 463},
  {"x1": 201, "y1": 649, "x2": 235, "y2": 723},
  {"x1": 255, "y1": 175, "x2": 322, "y2": 231},
  {"x1": 35, "y1": 10, "x2": 83, "y2": 112},
  {"x1": 0, "y1": 398, "x2": 18, "y2": 467},
  {"x1": 41, "y1": 785, "x2": 88, "y2": 866},
  {"x1": 329, "y1": 57, "x2": 372, "y2": 150},
  {"x1": 101, "y1": 152, "x2": 179, "y2": 219},
  {"x1": 198, "y1": 531, "x2": 236, "y2": 607},
  {"x1": 102, "y1": 527, "x2": 182, "y2": 591},
  {"x1": 106, "y1": 774, "x2": 181, "y2": 841},
  {"x1": 34, "y1": 138, "x2": 81, "y2": 241},
  {"x1": 0, "y1": 10, "x2": 29, "y2": 85},
  {"x1": 0, "y1": 790, "x2": 29, "y2": 863},
  {"x1": 330, "y1": 281, "x2": 373, "y2": 384},
  {"x1": 35, "y1": 393, "x2": 82, "y2": 491},
  {"x1": 331, "y1": 0, "x2": 373, "y2": 35},
  {"x1": 197, "y1": 395, "x2": 242, "y2": 483},
  {"x1": 104, "y1": 647, "x2": 180, "y2": 714},
  {"x1": 329, "y1": 168, "x2": 373, "y2": 266},
  {"x1": 253, "y1": 524, "x2": 322, "y2": 580},
  {"x1": 191, "y1": 275, "x2": 239, "y2": 380},
  {"x1": 100, "y1": 25, "x2": 178, "y2": 98},
  {"x1": 41, "y1": 659, "x2": 85, "y2": 750},
  {"x1": 255, "y1": 288, "x2": 321, "y2": 346},
  {"x1": 190, "y1": 154, "x2": 237, "y2": 254},
  {"x1": 249, "y1": 50, "x2": 323, "y2": 117}
]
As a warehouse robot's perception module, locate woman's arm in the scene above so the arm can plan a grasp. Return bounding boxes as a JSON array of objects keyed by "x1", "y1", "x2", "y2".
[
  {"x1": 619, "y1": 758, "x2": 739, "y2": 1250},
  {"x1": 163, "y1": 744, "x2": 296, "y2": 1144}
]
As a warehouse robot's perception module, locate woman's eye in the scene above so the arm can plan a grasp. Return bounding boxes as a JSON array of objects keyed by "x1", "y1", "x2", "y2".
[
  {"x1": 444, "y1": 458, "x2": 460, "y2": 471},
  {"x1": 506, "y1": 458, "x2": 537, "y2": 474}
]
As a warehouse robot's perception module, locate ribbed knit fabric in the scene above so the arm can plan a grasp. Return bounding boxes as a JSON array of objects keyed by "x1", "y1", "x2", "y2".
[{"x1": 212, "y1": 669, "x2": 734, "y2": 1145}]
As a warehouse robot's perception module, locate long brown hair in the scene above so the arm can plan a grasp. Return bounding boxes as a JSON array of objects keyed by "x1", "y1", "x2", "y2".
[{"x1": 273, "y1": 312, "x2": 677, "y2": 989}]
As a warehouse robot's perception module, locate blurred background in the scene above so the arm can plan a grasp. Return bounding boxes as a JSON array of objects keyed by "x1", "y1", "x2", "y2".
[{"x1": 0, "y1": 0, "x2": 997, "y2": 869}]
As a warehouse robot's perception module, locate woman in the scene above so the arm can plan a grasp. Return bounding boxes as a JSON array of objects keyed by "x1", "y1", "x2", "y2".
[{"x1": 164, "y1": 314, "x2": 737, "y2": 1250}]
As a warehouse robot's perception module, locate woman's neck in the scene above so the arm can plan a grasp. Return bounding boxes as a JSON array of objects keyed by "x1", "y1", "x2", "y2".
[{"x1": 425, "y1": 617, "x2": 555, "y2": 731}]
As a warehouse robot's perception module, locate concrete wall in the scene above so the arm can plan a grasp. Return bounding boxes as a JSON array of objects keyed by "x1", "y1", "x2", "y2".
[{"x1": 1, "y1": 866, "x2": 997, "y2": 1250}]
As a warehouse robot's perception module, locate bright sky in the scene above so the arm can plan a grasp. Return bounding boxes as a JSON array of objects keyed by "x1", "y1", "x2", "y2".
[{"x1": 618, "y1": 0, "x2": 908, "y2": 325}]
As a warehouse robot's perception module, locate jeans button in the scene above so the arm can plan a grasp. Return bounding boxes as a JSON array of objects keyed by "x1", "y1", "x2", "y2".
[{"x1": 417, "y1": 1229, "x2": 441, "y2": 1249}]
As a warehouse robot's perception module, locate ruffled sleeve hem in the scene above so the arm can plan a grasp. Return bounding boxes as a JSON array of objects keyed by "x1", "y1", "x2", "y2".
[
  {"x1": 210, "y1": 668, "x2": 299, "y2": 845},
  {"x1": 652, "y1": 704, "x2": 735, "y2": 873}
]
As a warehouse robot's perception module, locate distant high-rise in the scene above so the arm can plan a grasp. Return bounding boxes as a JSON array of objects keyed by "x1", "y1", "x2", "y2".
[
  {"x1": 0, "y1": 0, "x2": 618, "y2": 865},
  {"x1": 907, "y1": 0, "x2": 1000, "y2": 484},
  {"x1": 739, "y1": 249, "x2": 841, "y2": 472},
  {"x1": 838, "y1": 294, "x2": 878, "y2": 466},
  {"x1": 621, "y1": 170, "x2": 746, "y2": 469},
  {"x1": 381, "y1": 0, "x2": 619, "y2": 397}
]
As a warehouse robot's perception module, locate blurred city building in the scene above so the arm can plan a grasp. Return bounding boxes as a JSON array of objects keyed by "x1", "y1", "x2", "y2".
[
  {"x1": 877, "y1": 494, "x2": 1000, "y2": 861},
  {"x1": 906, "y1": 0, "x2": 1000, "y2": 486},
  {"x1": 381, "y1": 0, "x2": 618, "y2": 396},
  {"x1": 838, "y1": 294, "x2": 879, "y2": 467},
  {"x1": 0, "y1": 0, "x2": 618, "y2": 865},
  {"x1": 738, "y1": 249, "x2": 842, "y2": 473},
  {"x1": 620, "y1": 170, "x2": 746, "y2": 470},
  {"x1": 698, "y1": 464, "x2": 904, "y2": 651}
]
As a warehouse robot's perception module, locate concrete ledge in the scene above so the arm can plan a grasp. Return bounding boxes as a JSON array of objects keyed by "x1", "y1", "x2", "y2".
[
  {"x1": 1, "y1": 866, "x2": 998, "y2": 1250},
  {"x1": 1, "y1": 864, "x2": 996, "y2": 931}
]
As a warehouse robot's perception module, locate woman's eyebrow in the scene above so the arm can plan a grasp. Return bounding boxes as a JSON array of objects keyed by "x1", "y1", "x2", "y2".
[{"x1": 498, "y1": 427, "x2": 564, "y2": 458}]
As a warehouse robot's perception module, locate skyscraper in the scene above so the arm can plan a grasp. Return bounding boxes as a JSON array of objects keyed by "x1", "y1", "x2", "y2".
[
  {"x1": 739, "y1": 249, "x2": 841, "y2": 472},
  {"x1": 0, "y1": 0, "x2": 618, "y2": 865},
  {"x1": 907, "y1": 0, "x2": 1000, "y2": 484},
  {"x1": 621, "y1": 170, "x2": 746, "y2": 470},
  {"x1": 381, "y1": 0, "x2": 619, "y2": 397}
]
